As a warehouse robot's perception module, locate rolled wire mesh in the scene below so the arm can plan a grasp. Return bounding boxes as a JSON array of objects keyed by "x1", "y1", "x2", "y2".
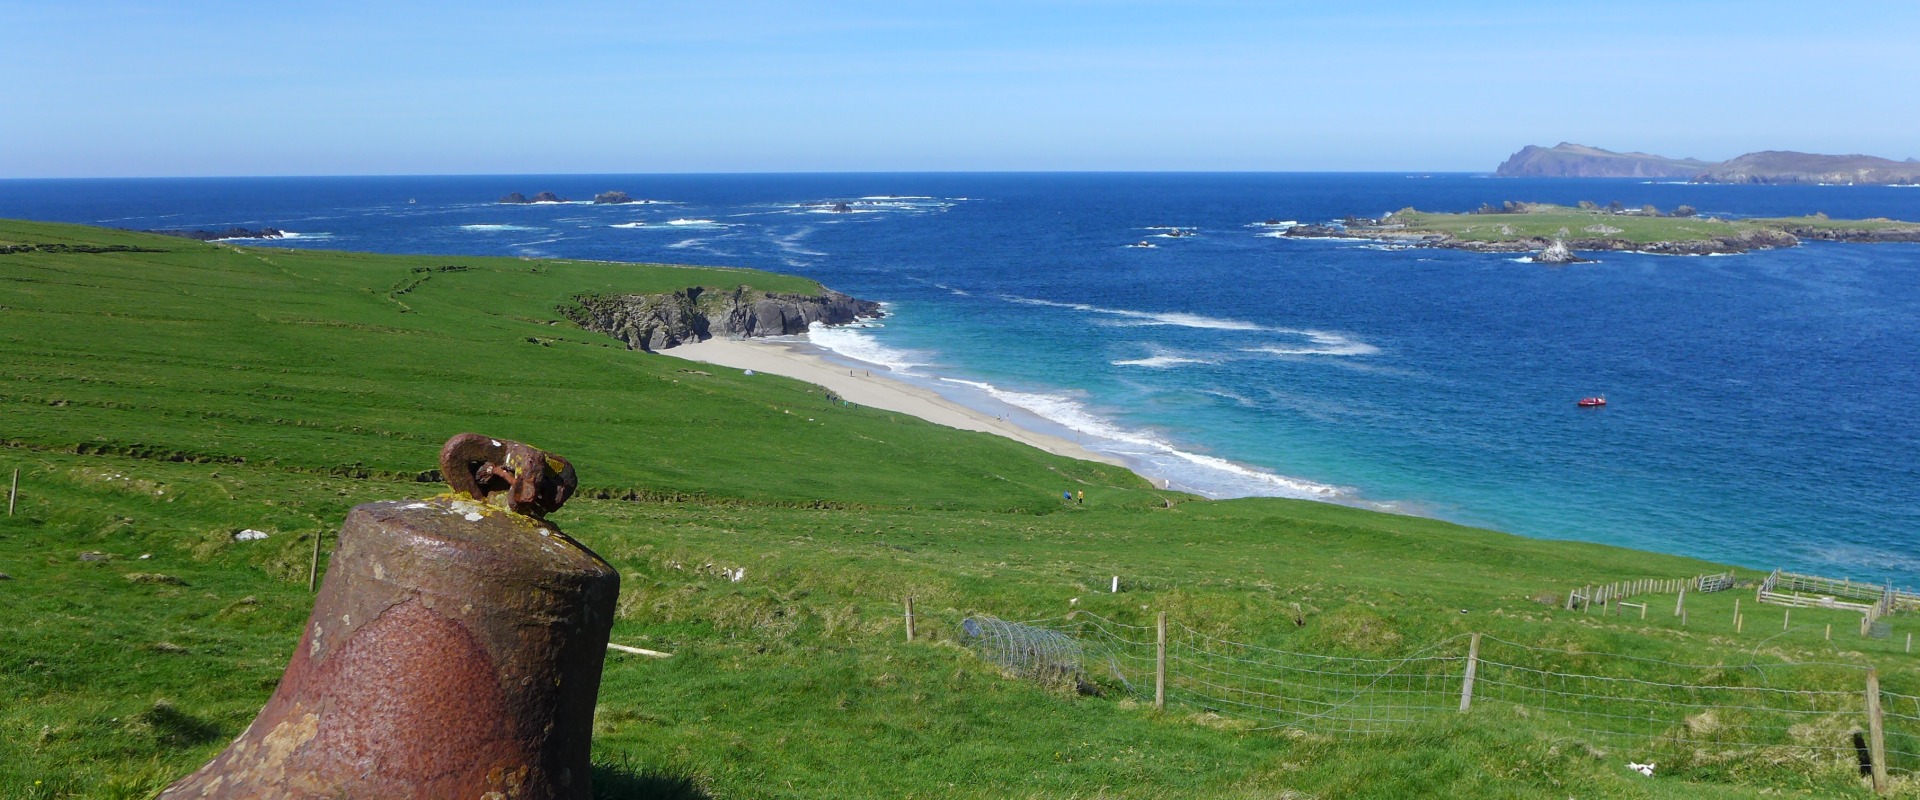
[{"x1": 961, "y1": 615, "x2": 1086, "y2": 684}]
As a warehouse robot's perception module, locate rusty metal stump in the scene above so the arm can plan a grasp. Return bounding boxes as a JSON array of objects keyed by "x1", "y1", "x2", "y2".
[{"x1": 162, "y1": 436, "x2": 618, "y2": 800}]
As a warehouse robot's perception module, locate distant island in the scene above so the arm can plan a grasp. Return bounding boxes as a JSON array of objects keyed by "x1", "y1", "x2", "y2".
[
  {"x1": 1285, "y1": 202, "x2": 1920, "y2": 259},
  {"x1": 1497, "y1": 142, "x2": 1920, "y2": 185}
]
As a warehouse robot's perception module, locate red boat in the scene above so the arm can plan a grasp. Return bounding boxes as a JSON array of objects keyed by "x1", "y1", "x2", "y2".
[{"x1": 1577, "y1": 396, "x2": 1607, "y2": 408}]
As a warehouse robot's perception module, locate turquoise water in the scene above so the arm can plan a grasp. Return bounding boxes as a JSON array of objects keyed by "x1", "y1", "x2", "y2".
[{"x1": 4, "y1": 173, "x2": 1916, "y2": 584}]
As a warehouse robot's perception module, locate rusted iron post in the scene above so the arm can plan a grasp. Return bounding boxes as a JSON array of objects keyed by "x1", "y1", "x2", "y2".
[{"x1": 161, "y1": 434, "x2": 618, "y2": 800}]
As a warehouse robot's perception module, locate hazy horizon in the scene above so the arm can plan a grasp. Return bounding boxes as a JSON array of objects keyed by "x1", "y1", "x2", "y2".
[{"x1": 6, "y1": 0, "x2": 1918, "y2": 178}]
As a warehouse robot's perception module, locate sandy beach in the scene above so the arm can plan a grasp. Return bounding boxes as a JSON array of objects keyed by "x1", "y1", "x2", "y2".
[{"x1": 662, "y1": 338, "x2": 1128, "y2": 467}]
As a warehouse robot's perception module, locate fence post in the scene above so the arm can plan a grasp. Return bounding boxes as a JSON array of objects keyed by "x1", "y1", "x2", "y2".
[
  {"x1": 904, "y1": 597, "x2": 916, "y2": 642},
  {"x1": 1111, "y1": 575, "x2": 1119, "y2": 593},
  {"x1": 7, "y1": 467, "x2": 16, "y2": 516},
  {"x1": 308, "y1": 532, "x2": 323, "y2": 593},
  {"x1": 1676, "y1": 587, "x2": 1685, "y2": 617},
  {"x1": 1784, "y1": 609, "x2": 1790, "y2": 630},
  {"x1": 1868, "y1": 668, "x2": 1888, "y2": 794},
  {"x1": 1155, "y1": 611, "x2": 1167, "y2": 710},
  {"x1": 1733, "y1": 598, "x2": 1741, "y2": 628},
  {"x1": 1459, "y1": 632, "x2": 1482, "y2": 713},
  {"x1": 1907, "y1": 632, "x2": 1912, "y2": 654}
]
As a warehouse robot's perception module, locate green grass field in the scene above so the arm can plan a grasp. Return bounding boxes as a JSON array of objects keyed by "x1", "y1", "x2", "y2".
[{"x1": 4, "y1": 220, "x2": 1918, "y2": 798}]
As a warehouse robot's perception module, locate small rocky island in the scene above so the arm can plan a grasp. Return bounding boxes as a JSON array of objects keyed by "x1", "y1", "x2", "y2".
[
  {"x1": 592, "y1": 191, "x2": 636, "y2": 204},
  {"x1": 499, "y1": 191, "x2": 567, "y2": 204},
  {"x1": 1283, "y1": 202, "x2": 1920, "y2": 258}
]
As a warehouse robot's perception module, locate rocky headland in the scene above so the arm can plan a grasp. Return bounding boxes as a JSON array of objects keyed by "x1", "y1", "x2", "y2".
[
  {"x1": 1497, "y1": 143, "x2": 1920, "y2": 185},
  {"x1": 564, "y1": 286, "x2": 883, "y2": 352},
  {"x1": 145, "y1": 227, "x2": 288, "y2": 241}
]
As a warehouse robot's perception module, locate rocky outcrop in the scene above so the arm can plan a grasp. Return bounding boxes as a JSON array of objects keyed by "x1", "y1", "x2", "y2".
[
  {"x1": 592, "y1": 191, "x2": 635, "y2": 204},
  {"x1": 499, "y1": 192, "x2": 568, "y2": 204},
  {"x1": 1532, "y1": 240, "x2": 1586, "y2": 264},
  {"x1": 564, "y1": 286, "x2": 883, "y2": 352},
  {"x1": 145, "y1": 227, "x2": 286, "y2": 241}
]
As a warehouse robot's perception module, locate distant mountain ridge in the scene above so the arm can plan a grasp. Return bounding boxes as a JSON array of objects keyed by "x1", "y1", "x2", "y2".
[{"x1": 1496, "y1": 143, "x2": 1920, "y2": 185}]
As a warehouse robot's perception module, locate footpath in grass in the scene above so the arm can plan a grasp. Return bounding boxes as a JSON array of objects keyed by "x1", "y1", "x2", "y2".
[{"x1": 2, "y1": 221, "x2": 1915, "y2": 798}]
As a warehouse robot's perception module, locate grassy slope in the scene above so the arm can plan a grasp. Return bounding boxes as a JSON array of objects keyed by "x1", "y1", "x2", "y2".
[
  {"x1": 1391, "y1": 206, "x2": 1920, "y2": 244},
  {"x1": 2, "y1": 220, "x2": 1916, "y2": 799}
]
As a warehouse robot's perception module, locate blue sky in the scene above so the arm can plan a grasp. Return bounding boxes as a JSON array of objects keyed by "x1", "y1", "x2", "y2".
[{"x1": 4, "y1": 1, "x2": 1917, "y2": 177}]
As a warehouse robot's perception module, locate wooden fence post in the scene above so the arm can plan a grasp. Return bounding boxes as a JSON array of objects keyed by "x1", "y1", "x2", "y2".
[
  {"x1": 1736, "y1": 613, "x2": 1744, "y2": 633},
  {"x1": 1111, "y1": 576, "x2": 1119, "y2": 593},
  {"x1": 308, "y1": 531, "x2": 323, "y2": 593},
  {"x1": 1907, "y1": 632, "x2": 1912, "y2": 654},
  {"x1": 1675, "y1": 587, "x2": 1686, "y2": 617},
  {"x1": 904, "y1": 596, "x2": 916, "y2": 642},
  {"x1": 1826, "y1": 624, "x2": 1832, "y2": 641},
  {"x1": 1868, "y1": 668, "x2": 1888, "y2": 794},
  {"x1": 7, "y1": 467, "x2": 16, "y2": 516},
  {"x1": 1459, "y1": 632, "x2": 1482, "y2": 712},
  {"x1": 1733, "y1": 598, "x2": 1741, "y2": 628},
  {"x1": 1784, "y1": 609, "x2": 1790, "y2": 630},
  {"x1": 1155, "y1": 611, "x2": 1167, "y2": 710}
]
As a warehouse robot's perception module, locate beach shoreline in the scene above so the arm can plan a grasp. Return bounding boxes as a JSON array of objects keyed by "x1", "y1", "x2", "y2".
[{"x1": 660, "y1": 337, "x2": 1134, "y2": 470}]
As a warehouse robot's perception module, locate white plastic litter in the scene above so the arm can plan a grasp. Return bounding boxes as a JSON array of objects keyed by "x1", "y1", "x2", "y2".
[
  {"x1": 233, "y1": 529, "x2": 270, "y2": 542},
  {"x1": 1628, "y1": 761, "x2": 1655, "y2": 777}
]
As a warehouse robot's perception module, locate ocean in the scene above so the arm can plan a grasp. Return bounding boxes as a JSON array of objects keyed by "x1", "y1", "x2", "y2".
[{"x1": 4, "y1": 173, "x2": 1916, "y2": 586}]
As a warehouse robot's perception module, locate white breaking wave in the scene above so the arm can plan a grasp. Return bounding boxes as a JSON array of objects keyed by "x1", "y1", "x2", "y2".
[
  {"x1": 934, "y1": 377, "x2": 1347, "y2": 500},
  {"x1": 858, "y1": 195, "x2": 933, "y2": 200},
  {"x1": 667, "y1": 218, "x2": 728, "y2": 228},
  {"x1": 460, "y1": 224, "x2": 540, "y2": 232},
  {"x1": 610, "y1": 222, "x2": 648, "y2": 229},
  {"x1": 213, "y1": 230, "x2": 330, "y2": 242},
  {"x1": 1242, "y1": 330, "x2": 1380, "y2": 357},
  {"x1": 1113, "y1": 355, "x2": 1217, "y2": 368},
  {"x1": 1001, "y1": 296, "x2": 1265, "y2": 331},
  {"x1": 1113, "y1": 345, "x2": 1219, "y2": 369},
  {"x1": 805, "y1": 322, "x2": 934, "y2": 373}
]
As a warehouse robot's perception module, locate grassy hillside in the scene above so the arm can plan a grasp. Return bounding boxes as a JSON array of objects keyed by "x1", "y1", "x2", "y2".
[{"x1": 3, "y1": 221, "x2": 1916, "y2": 799}]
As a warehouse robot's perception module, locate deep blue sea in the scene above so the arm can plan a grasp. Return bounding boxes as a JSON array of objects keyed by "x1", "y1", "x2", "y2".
[{"x1": 4, "y1": 173, "x2": 1917, "y2": 586}]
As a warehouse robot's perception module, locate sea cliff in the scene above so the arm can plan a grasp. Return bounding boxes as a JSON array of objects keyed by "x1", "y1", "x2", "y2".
[{"x1": 564, "y1": 285, "x2": 882, "y2": 351}]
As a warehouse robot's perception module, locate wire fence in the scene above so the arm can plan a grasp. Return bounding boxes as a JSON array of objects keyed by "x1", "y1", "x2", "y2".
[{"x1": 963, "y1": 611, "x2": 1910, "y2": 783}]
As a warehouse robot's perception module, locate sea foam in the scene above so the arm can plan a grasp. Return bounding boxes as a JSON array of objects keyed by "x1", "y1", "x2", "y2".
[
  {"x1": 460, "y1": 224, "x2": 540, "y2": 232},
  {"x1": 933, "y1": 377, "x2": 1348, "y2": 501},
  {"x1": 806, "y1": 322, "x2": 932, "y2": 373},
  {"x1": 1001, "y1": 296, "x2": 1265, "y2": 331}
]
